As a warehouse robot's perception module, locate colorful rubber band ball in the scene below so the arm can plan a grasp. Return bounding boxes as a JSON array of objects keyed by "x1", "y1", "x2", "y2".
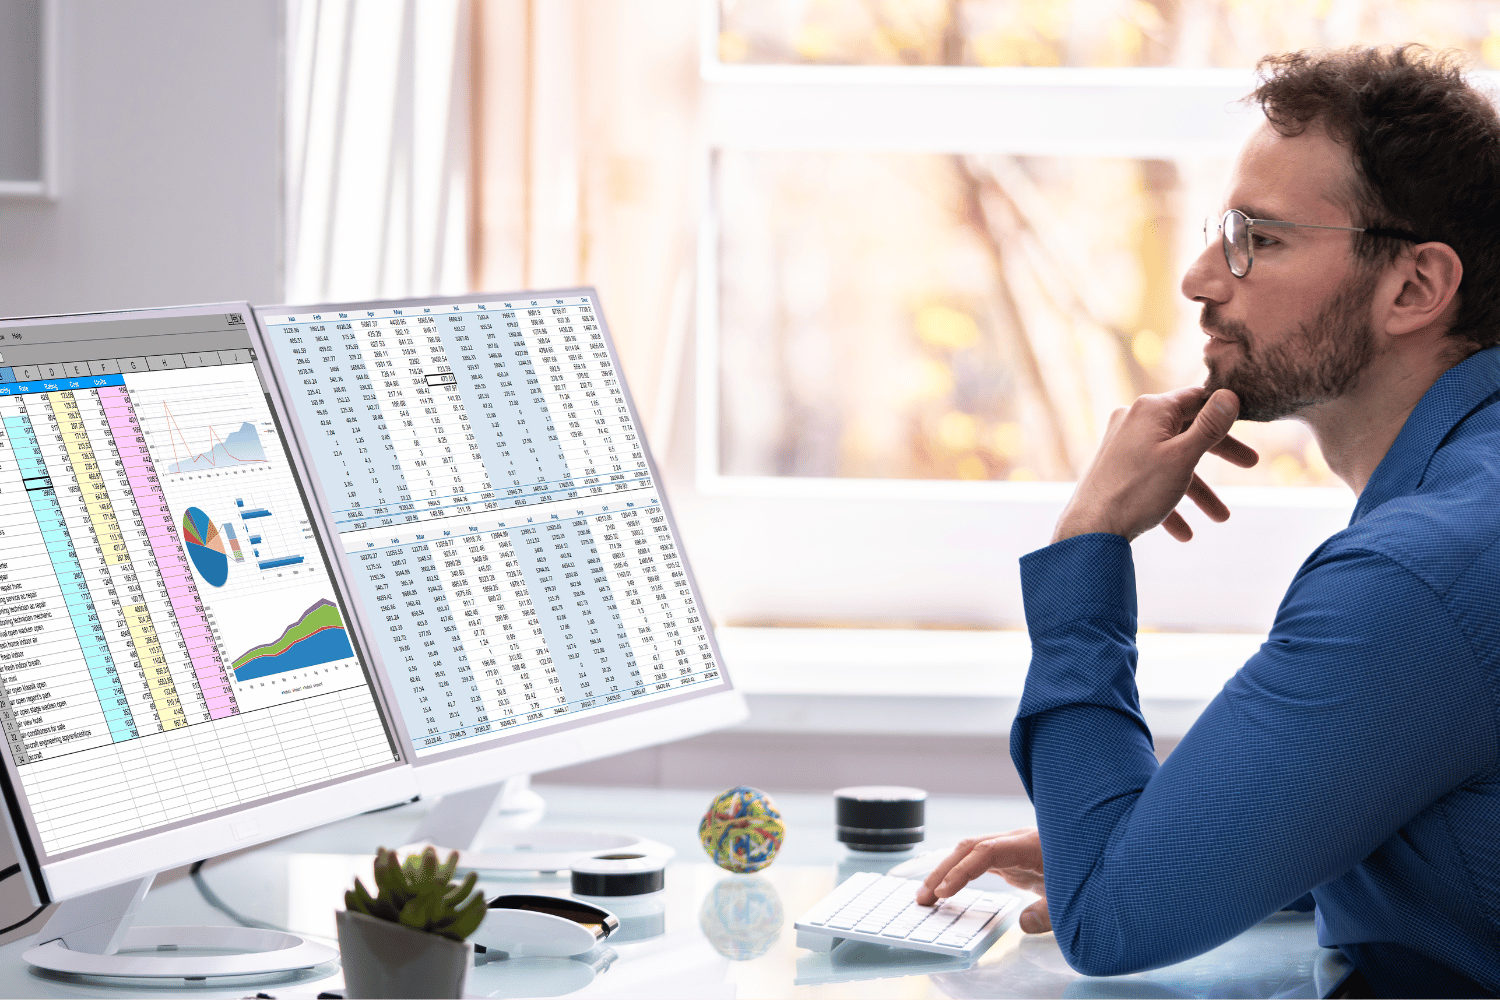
[{"x1": 699, "y1": 785, "x2": 785, "y2": 873}]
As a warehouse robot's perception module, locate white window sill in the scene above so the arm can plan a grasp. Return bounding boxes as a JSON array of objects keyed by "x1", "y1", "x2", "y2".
[{"x1": 716, "y1": 627, "x2": 1266, "y2": 740}]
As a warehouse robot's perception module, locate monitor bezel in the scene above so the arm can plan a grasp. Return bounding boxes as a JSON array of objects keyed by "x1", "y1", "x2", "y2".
[
  {"x1": 247, "y1": 288, "x2": 747, "y2": 798},
  {"x1": 0, "y1": 301, "x2": 416, "y2": 905}
]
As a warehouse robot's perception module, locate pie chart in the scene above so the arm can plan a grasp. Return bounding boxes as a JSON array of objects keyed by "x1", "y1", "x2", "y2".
[{"x1": 182, "y1": 506, "x2": 229, "y2": 588}]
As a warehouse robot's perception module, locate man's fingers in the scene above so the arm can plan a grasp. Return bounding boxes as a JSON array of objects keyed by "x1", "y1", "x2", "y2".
[
  {"x1": 1018, "y1": 898, "x2": 1051, "y2": 934},
  {"x1": 1177, "y1": 388, "x2": 1240, "y2": 456},
  {"x1": 916, "y1": 843, "x2": 974, "y2": 905},
  {"x1": 1184, "y1": 473, "x2": 1230, "y2": 522},
  {"x1": 931, "y1": 843, "x2": 1001, "y2": 897},
  {"x1": 1208, "y1": 433, "x2": 1259, "y2": 469},
  {"x1": 919, "y1": 832, "x2": 1035, "y2": 902},
  {"x1": 1162, "y1": 509, "x2": 1193, "y2": 542}
]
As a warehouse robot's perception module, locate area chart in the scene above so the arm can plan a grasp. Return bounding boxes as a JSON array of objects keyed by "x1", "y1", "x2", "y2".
[{"x1": 231, "y1": 598, "x2": 356, "y2": 681}]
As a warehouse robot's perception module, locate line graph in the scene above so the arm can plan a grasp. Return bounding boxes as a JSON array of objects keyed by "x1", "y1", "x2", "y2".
[
  {"x1": 160, "y1": 403, "x2": 269, "y2": 473},
  {"x1": 131, "y1": 378, "x2": 278, "y2": 481}
]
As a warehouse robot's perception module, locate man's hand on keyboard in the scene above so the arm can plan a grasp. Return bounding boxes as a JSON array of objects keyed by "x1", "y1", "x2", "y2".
[{"x1": 915, "y1": 827, "x2": 1051, "y2": 933}]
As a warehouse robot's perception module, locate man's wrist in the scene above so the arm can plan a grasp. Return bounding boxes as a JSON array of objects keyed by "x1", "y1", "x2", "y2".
[{"x1": 1052, "y1": 506, "x2": 1122, "y2": 544}]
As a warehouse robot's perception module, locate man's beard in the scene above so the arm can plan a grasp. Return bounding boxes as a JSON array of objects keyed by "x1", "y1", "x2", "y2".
[{"x1": 1201, "y1": 271, "x2": 1379, "y2": 422}]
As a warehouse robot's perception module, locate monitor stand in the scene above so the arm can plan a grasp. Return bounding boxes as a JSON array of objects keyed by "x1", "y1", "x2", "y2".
[
  {"x1": 406, "y1": 775, "x2": 667, "y2": 872},
  {"x1": 23, "y1": 874, "x2": 336, "y2": 980}
]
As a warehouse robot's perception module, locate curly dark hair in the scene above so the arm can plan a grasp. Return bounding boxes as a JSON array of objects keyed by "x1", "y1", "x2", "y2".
[{"x1": 1253, "y1": 46, "x2": 1500, "y2": 349}]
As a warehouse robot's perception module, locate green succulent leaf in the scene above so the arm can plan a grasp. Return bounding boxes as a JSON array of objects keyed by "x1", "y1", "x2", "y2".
[
  {"x1": 417, "y1": 848, "x2": 439, "y2": 884},
  {"x1": 344, "y1": 845, "x2": 486, "y2": 941},
  {"x1": 345, "y1": 879, "x2": 377, "y2": 917},
  {"x1": 443, "y1": 870, "x2": 478, "y2": 907},
  {"x1": 398, "y1": 895, "x2": 430, "y2": 931},
  {"x1": 443, "y1": 893, "x2": 487, "y2": 942}
]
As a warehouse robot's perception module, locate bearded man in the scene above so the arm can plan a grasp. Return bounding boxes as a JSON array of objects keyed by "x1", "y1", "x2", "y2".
[{"x1": 918, "y1": 47, "x2": 1500, "y2": 999}]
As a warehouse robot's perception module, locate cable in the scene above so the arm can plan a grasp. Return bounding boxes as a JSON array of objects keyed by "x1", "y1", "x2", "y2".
[
  {"x1": 359, "y1": 795, "x2": 419, "y2": 816},
  {"x1": 0, "y1": 904, "x2": 44, "y2": 937},
  {"x1": 0, "y1": 863, "x2": 42, "y2": 936},
  {"x1": 188, "y1": 860, "x2": 289, "y2": 933}
]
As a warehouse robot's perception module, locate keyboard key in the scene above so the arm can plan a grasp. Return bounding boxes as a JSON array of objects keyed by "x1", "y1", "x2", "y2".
[
  {"x1": 935, "y1": 911, "x2": 995, "y2": 946},
  {"x1": 855, "y1": 900, "x2": 913, "y2": 932},
  {"x1": 906, "y1": 907, "x2": 962, "y2": 942},
  {"x1": 795, "y1": 874, "x2": 1019, "y2": 961},
  {"x1": 884, "y1": 905, "x2": 937, "y2": 938},
  {"x1": 801, "y1": 873, "x2": 875, "y2": 925},
  {"x1": 826, "y1": 879, "x2": 903, "y2": 929}
]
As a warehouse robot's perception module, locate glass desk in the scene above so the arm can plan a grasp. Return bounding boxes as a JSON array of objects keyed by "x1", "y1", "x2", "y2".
[{"x1": 0, "y1": 786, "x2": 1351, "y2": 998}]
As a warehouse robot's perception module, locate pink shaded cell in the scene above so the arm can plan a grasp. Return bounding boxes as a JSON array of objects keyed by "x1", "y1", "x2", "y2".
[{"x1": 99, "y1": 386, "x2": 240, "y2": 720}]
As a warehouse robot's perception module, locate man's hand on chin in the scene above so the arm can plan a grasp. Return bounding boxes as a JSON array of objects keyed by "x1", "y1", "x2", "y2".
[{"x1": 1053, "y1": 387, "x2": 1260, "y2": 544}]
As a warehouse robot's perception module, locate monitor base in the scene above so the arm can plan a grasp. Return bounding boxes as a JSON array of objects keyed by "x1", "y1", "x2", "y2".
[
  {"x1": 24, "y1": 925, "x2": 337, "y2": 979},
  {"x1": 23, "y1": 875, "x2": 336, "y2": 980}
]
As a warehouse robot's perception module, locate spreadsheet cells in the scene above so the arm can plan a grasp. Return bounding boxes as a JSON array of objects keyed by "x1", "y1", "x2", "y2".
[
  {"x1": 231, "y1": 598, "x2": 355, "y2": 682},
  {"x1": 162, "y1": 408, "x2": 270, "y2": 474},
  {"x1": 182, "y1": 506, "x2": 230, "y2": 588}
]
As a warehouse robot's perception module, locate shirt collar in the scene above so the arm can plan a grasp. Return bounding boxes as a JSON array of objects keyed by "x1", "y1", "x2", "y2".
[{"x1": 1352, "y1": 345, "x2": 1500, "y2": 523}]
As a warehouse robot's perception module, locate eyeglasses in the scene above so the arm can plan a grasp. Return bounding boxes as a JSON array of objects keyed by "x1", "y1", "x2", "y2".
[{"x1": 1203, "y1": 209, "x2": 1423, "y2": 277}]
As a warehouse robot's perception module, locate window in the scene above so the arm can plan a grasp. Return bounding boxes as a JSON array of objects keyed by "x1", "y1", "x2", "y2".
[{"x1": 690, "y1": 1, "x2": 1500, "y2": 631}]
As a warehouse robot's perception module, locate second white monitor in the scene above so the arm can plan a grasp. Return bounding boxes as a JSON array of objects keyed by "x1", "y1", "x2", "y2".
[{"x1": 248, "y1": 289, "x2": 744, "y2": 800}]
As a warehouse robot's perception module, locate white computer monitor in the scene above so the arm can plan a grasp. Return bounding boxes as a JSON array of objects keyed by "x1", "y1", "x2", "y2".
[
  {"x1": 247, "y1": 289, "x2": 746, "y2": 857},
  {"x1": 0, "y1": 303, "x2": 418, "y2": 979}
]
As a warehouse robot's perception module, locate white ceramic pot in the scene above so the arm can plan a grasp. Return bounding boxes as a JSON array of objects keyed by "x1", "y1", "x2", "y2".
[{"x1": 336, "y1": 909, "x2": 472, "y2": 999}]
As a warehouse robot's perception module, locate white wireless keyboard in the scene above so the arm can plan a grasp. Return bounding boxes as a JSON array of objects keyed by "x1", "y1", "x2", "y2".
[{"x1": 794, "y1": 872, "x2": 1022, "y2": 959}]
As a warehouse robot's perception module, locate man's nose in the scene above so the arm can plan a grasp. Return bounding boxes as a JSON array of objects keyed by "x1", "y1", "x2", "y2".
[{"x1": 1182, "y1": 238, "x2": 1232, "y2": 308}]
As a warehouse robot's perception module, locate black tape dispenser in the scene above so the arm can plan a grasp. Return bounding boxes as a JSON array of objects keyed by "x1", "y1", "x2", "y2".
[{"x1": 473, "y1": 895, "x2": 620, "y2": 959}]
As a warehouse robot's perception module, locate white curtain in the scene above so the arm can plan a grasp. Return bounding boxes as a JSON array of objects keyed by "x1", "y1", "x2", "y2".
[{"x1": 284, "y1": 0, "x2": 471, "y2": 304}]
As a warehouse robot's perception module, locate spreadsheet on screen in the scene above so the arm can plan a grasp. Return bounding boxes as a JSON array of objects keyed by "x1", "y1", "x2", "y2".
[
  {"x1": 0, "y1": 312, "x2": 396, "y2": 861},
  {"x1": 257, "y1": 294, "x2": 725, "y2": 759}
]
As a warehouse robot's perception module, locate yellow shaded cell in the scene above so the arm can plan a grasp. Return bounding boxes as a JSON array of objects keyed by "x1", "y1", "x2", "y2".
[
  {"x1": 49, "y1": 393, "x2": 131, "y2": 567},
  {"x1": 48, "y1": 394, "x2": 184, "y2": 732},
  {"x1": 121, "y1": 601, "x2": 186, "y2": 731}
]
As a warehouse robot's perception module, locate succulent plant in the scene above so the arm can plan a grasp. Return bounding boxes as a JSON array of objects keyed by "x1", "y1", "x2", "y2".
[{"x1": 345, "y1": 846, "x2": 487, "y2": 942}]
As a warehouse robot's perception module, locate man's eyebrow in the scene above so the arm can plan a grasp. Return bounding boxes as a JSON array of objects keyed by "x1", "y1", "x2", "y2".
[{"x1": 1232, "y1": 204, "x2": 1286, "y2": 222}]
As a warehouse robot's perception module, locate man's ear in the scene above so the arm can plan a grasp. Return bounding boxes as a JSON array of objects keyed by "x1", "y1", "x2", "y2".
[{"x1": 1380, "y1": 242, "x2": 1463, "y2": 337}]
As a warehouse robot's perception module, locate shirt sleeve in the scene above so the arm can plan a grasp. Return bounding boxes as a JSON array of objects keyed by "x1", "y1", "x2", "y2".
[{"x1": 1011, "y1": 533, "x2": 1497, "y2": 976}]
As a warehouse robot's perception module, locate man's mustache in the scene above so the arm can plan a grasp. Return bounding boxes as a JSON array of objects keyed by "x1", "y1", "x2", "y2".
[{"x1": 1200, "y1": 305, "x2": 1250, "y2": 344}]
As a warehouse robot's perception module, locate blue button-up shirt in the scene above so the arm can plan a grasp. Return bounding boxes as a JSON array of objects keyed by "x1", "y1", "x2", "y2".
[{"x1": 1013, "y1": 345, "x2": 1500, "y2": 995}]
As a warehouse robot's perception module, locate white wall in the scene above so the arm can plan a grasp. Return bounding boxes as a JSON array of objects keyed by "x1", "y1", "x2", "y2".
[
  {"x1": 0, "y1": 0, "x2": 282, "y2": 938},
  {"x1": 0, "y1": 0, "x2": 282, "y2": 318}
]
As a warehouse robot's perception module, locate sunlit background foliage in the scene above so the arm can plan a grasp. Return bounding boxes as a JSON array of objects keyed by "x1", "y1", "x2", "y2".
[{"x1": 715, "y1": 0, "x2": 1500, "y2": 487}]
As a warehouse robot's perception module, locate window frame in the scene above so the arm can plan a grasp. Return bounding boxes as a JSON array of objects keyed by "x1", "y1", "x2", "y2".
[
  {"x1": 0, "y1": 0, "x2": 58, "y2": 199},
  {"x1": 696, "y1": 17, "x2": 1276, "y2": 505},
  {"x1": 682, "y1": 2, "x2": 1382, "y2": 633}
]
